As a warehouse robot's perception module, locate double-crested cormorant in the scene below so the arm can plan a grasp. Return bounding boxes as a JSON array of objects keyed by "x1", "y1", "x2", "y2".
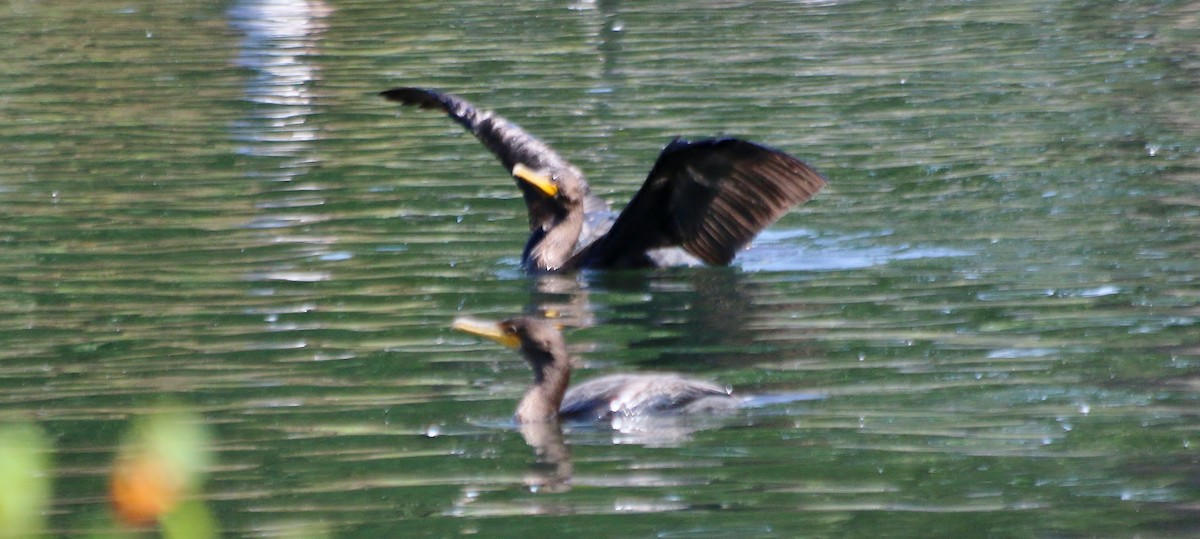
[
  {"x1": 451, "y1": 317, "x2": 739, "y2": 423},
  {"x1": 382, "y1": 87, "x2": 828, "y2": 272}
]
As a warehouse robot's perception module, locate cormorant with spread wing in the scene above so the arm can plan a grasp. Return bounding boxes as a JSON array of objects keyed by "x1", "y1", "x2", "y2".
[{"x1": 381, "y1": 87, "x2": 827, "y2": 272}]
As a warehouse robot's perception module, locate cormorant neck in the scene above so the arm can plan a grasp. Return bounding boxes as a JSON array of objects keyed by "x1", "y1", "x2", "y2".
[
  {"x1": 515, "y1": 349, "x2": 572, "y2": 423},
  {"x1": 525, "y1": 208, "x2": 584, "y2": 272}
]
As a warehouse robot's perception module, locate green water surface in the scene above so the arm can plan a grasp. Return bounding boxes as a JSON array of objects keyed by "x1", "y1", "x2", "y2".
[{"x1": 2, "y1": 0, "x2": 1198, "y2": 537}]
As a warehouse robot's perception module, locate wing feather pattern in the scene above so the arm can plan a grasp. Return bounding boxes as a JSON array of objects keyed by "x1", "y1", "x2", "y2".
[
  {"x1": 579, "y1": 138, "x2": 827, "y2": 267},
  {"x1": 380, "y1": 87, "x2": 572, "y2": 176}
]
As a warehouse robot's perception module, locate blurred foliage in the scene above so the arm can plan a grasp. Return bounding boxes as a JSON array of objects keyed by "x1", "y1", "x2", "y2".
[
  {"x1": 0, "y1": 421, "x2": 52, "y2": 539},
  {"x1": 109, "y1": 410, "x2": 216, "y2": 538},
  {"x1": 1, "y1": 411, "x2": 334, "y2": 539}
]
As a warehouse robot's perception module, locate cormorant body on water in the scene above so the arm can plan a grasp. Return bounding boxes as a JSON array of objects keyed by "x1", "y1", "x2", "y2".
[{"x1": 452, "y1": 317, "x2": 738, "y2": 423}]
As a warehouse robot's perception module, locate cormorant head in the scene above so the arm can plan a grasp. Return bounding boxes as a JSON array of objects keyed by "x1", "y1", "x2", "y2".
[
  {"x1": 451, "y1": 317, "x2": 568, "y2": 377},
  {"x1": 512, "y1": 163, "x2": 587, "y2": 214},
  {"x1": 512, "y1": 163, "x2": 590, "y2": 271}
]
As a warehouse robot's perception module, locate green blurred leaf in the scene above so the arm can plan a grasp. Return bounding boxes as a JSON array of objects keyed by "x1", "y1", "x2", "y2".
[
  {"x1": 129, "y1": 410, "x2": 214, "y2": 491},
  {"x1": 0, "y1": 421, "x2": 52, "y2": 539},
  {"x1": 161, "y1": 499, "x2": 218, "y2": 539}
]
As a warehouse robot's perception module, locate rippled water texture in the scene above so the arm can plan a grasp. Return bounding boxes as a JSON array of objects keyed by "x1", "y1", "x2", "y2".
[{"x1": 2, "y1": 0, "x2": 1198, "y2": 537}]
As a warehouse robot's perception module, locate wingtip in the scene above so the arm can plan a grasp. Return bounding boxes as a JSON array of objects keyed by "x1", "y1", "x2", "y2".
[
  {"x1": 663, "y1": 136, "x2": 690, "y2": 152},
  {"x1": 379, "y1": 87, "x2": 410, "y2": 101},
  {"x1": 721, "y1": 138, "x2": 832, "y2": 188},
  {"x1": 379, "y1": 87, "x2": 447, "y2": 110}
]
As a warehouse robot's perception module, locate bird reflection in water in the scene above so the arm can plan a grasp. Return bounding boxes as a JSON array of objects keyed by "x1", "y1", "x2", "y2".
[
  {"x1": 517, "y1": 421, "x2": 573, "y2": 493},
  {"x1": 526, "y1": 272, "x2": 597, "y2": 331}
]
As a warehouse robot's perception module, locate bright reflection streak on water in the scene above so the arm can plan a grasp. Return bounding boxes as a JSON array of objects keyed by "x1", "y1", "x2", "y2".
[
  {"x1": 230, "y1": 0, "x2": 337, "y2": 287},
  {"x1": 740, "y1": 228, "x2": 972, "y2": 272}
]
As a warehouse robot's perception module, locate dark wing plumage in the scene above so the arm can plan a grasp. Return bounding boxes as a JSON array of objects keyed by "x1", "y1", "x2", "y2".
[
  {"x1": 380, "y1": 87, "x2": 573, "y2": 176},
  {"x1": 577, "y1": 138, "x2": 827, "y2": 268}
]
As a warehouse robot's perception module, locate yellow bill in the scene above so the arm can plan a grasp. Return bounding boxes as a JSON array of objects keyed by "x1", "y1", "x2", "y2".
[
  {"x1": 512, "y1": 163, "x2": 558, "y2": 197},
  {"x1": 452, "y1": 317, "x2": 521, "y2": 349}
]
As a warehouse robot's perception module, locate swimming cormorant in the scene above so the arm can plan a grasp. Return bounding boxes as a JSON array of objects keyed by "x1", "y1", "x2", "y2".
[{"x1": 451, "y1": 316, "x2": 738, "y2": 423}]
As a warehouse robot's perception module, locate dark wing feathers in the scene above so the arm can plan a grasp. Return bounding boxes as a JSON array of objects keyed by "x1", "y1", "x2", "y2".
[
  {"x1": 675, "y1": 141, "x2": 827, "y2": 264},
  {"x1": 380, "y1": 87, "x2": 571, "y2": 174},
  {"x1": 581, "y1": 138, "x2": 827, "y2": 267},
  {"x1": 379, "y1": 87, "x2": 479, "y2": 132}
]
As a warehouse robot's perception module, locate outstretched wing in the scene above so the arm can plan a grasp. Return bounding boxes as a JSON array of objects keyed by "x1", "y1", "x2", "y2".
[
  {"x1": 578, "y1": 138, "x2": 827, "y2": 268},
  {"x1": 381, "y1": 87, "x2": 610, "y2": 224},
  {"x1": 380, "y1": 87, "x2": 575, "y2": 176}
]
